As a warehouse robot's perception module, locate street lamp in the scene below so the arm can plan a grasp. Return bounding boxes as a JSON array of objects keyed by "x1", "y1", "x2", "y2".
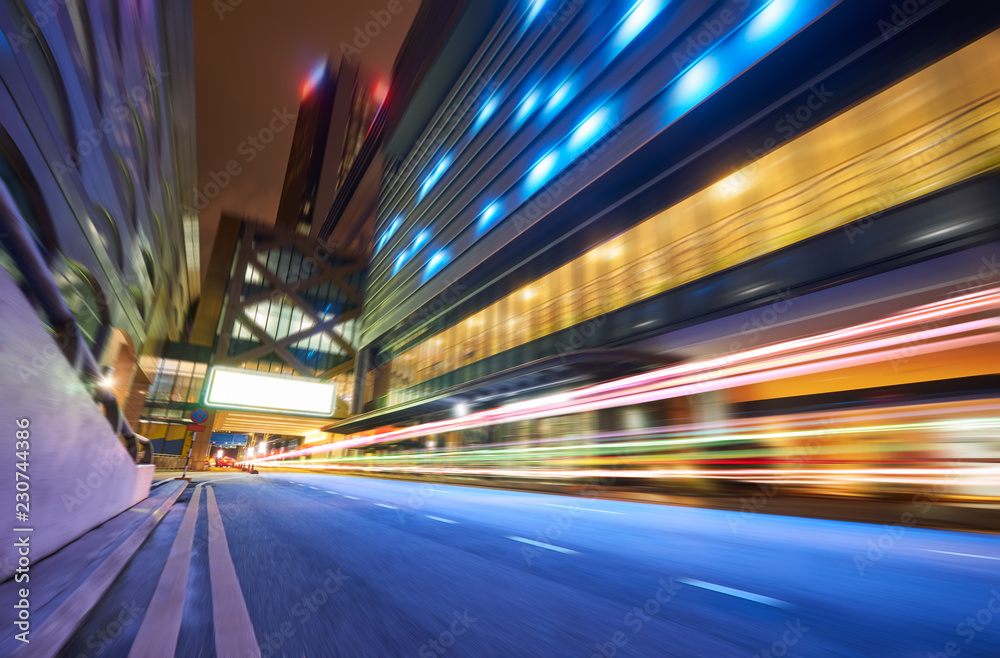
[{"x1": 99, "y1": 366, "x2": 115, "y2": 389}]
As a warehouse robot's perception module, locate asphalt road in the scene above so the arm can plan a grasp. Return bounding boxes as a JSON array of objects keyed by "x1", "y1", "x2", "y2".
[{"x1": 64, "y1": 471, "x2": 1000, "y2": 657}]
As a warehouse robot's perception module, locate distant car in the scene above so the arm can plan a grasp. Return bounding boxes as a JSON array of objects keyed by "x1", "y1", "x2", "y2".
[{"x1": 217, "y1": 456, "x2": 236, "y2": 468}]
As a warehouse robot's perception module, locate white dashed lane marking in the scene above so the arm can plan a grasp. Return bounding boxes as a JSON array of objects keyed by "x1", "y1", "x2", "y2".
[
  {"x1": 922, "y1": 549, "x2": 1000, "y2": 560},
  {"x1": 538, "y1": 503, "x2": 623, "y2": 515},
  {"x1": 375, "y1": 503, "x2": 397, "y2": 509},
  {"x1": 507, "y1": 536, "x2": 579, "y2": 555},
  {"x1": 426, "y1": 516, "x2": 458, "y2": 524},
  {"x1": 676, "y1": 578, "x2": 790, "y2": 609}
]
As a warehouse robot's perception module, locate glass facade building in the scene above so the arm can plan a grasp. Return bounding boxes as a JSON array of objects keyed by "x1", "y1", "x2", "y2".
[
  {"x1": 367, "y1": 35, "x2": 1000, "y2": 409},
  {"x1": 246, "y1": 0, "x2": 1000, "y2": 504},
  {"x1": 343, "y1": 0, "x2": 1000, "y2": 422},
  {"x1": 0, "y1": 0, "x2": 198, "y2": 432}
]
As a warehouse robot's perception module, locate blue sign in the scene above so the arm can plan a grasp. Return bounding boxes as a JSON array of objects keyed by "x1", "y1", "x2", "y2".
[
  {"x1": 191, "y1": 408, "x2": 207, "y2": 423},
  {"x1": 211, "y1": 433, "x2": 249, "y2": 448}
]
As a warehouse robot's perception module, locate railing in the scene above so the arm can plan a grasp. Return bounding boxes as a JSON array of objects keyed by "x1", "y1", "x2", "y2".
[{"x1": 0, "y1": 181, "x2": 152, "y2": 465}]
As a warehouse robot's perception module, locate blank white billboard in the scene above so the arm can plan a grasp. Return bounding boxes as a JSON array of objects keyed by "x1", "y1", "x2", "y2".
[{"x1": 205, "y1": 367, "x2": 336, "y2": 416}]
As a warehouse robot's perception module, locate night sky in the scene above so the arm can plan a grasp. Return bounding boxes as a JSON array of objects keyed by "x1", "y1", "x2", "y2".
[{"x1": 192, "y1": 0, "x2": 419, "y2": 280}]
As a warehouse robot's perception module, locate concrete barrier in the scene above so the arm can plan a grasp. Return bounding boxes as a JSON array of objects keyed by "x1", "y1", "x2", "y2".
[
  {"x1": 152, "y1": 454, "x2": 188, "y2": 470},
  {"x1": 0, "y1": 267, "x2": 154, "y2": 581}
]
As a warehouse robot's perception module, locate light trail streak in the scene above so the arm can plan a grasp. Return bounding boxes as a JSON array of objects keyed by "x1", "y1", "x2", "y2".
[{"x1": 248, "y1": 288, "x2": 1000, "y2": 496}]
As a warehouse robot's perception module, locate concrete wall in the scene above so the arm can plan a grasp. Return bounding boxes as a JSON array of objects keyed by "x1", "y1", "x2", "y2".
[{"x1": 0, "y1": 268, "x2": 154, "y2": 581}]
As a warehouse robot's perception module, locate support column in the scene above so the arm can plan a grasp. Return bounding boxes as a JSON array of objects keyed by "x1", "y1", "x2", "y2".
[
  {"x1": 690, "y1": 390, "x2": 729, "y2": 427},
  {"x1": 188, "y1": 410, "x2": 216, "y2": 471},
  {"x1": 350, "y1": 346, "x2": 370, "y2": 415},
  {"x1": 123, "y1": 369, "x2": 152, "y2": 431}
]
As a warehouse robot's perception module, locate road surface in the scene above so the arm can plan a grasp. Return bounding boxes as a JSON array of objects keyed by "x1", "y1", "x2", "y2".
[{"x1": 62, "y1": 471, "x2": 1000, "y2": 657}]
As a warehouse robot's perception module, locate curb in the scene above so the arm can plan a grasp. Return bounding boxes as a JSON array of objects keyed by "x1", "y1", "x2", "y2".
[{"x1": 12, "y1": 480, "x2": 187, "y2": 657}]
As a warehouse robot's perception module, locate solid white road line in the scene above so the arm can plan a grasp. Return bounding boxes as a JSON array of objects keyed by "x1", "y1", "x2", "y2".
[
  {"x1": 129, "y1": 487, "x2": 202, "y2": 657},
  {"x1": 676, "y1": 577, "x2": 790, "y2": 609},
  {"x1": 375, "y1": 503, "x2": 397, "y2": 509},
  {"x1": 538, "y1": 503, "x2": 624, "y2": 515},
  {"x1": 11, "y1": 482, "x2": 186, "y2": 658},
  {"x1": 922, "y1": 549, "x2": 1000, "y2": 560},
  {"x1": 507, "y1": 536, "x2": 579, "y2": 555},
  {"x1": 205, "y1": 486, "x2": 260, "y2": 657},
  {"x1": 426, "y1": 516, "x2": 458, "y2": 524}
]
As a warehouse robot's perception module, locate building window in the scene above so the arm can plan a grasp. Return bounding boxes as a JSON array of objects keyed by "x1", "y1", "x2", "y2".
[
  {"x1": 66, "y1": 0, "x2": 100, "y2": 103},
  {"x1": 0, "y1": 125, "x2": 59, "y2": 257},
  {"x1": 4, "y1": 0, "x2": 77, "y2": 148},
  {"x1": 53, "y1": 258, "x2": 109, "y2": 352},
  {"x1": 94, "y1": 205, "x2": 125, "y2": 267}
]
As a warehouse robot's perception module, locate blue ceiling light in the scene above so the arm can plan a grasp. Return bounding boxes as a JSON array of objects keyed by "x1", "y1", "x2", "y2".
[
  {"x1": 612, "y1": 0, "x2": 667, "y2": 53},
  {"x1": 515, "y1": 87, "x2": 543, "y2": 124},
  {"x1": 375, "y1": 215, "x2": 402, "y2": 253},
  {"x1": 424, "y1": 249, "x2": 449, "y2": 279},
  {"x1": 672, "y1": 56, "x2": 720, "y2": 110},
  {"x1": 392, "y1": 252, "x2": 407, "y2": 275},
  {"x1": 568, "y1": 105, "x2": 612, "y2": 154},
  {"x1": 650, "y1": 0, "x2": 832, "y2": 130},
  {"x1": 419, "y1": 154, "x2": 452, "y2": 200},
  {"x1": 390, "y1": 230, "x2": 429, "y2": 276},
  {"x1": 545, "y1": 77, "x2": 574, "y2": 115},
  {"x1": 527, "y1": 0, "x2": 546, "y2": 22},
  {"x1": 302, "y1": 61, "x2": 326, "y2": 96},
  {"x1": 477, "y1": 200, "x2": 501, "y2": 232},
  {"x1": 744, "y1": 0, "x2": 794, "y2": 42},
  {"x1": 526, "y1": 150, "x2": 559, "y2": 192},
  {"x1": 475, "y1": 93, "x2": 500, "y2": 129}
]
